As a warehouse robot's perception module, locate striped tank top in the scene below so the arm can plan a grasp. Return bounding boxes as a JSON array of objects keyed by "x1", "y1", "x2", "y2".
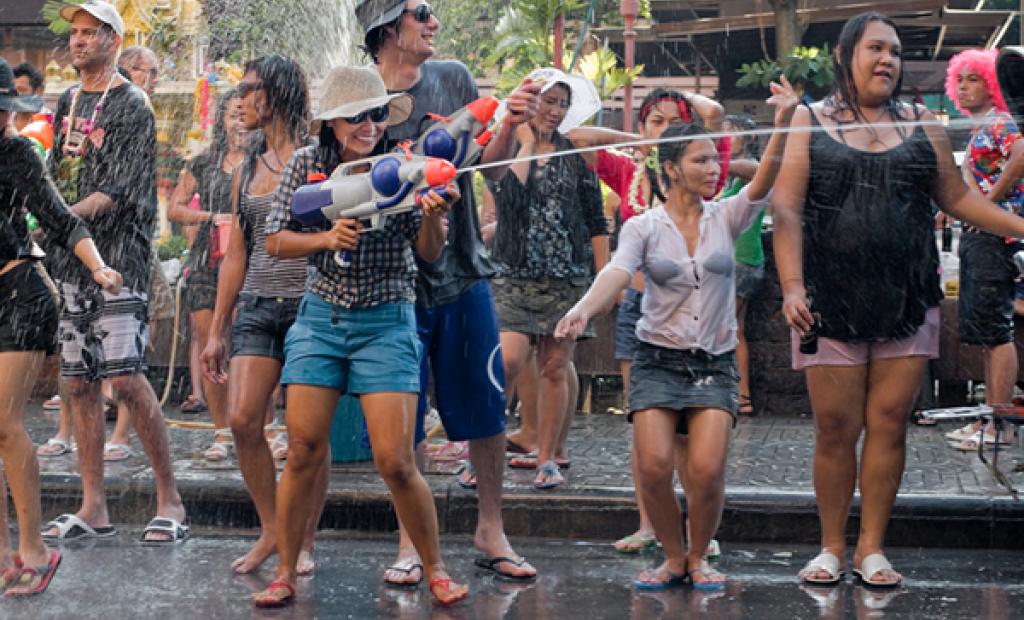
[{"x1": 240, "y1": 192, "x2": 307, "y2": 298}]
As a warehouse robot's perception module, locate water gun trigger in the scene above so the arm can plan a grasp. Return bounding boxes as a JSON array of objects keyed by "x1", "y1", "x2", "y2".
[{"x1": 397, "y1": 140, "x2": 414, "y2": 160}]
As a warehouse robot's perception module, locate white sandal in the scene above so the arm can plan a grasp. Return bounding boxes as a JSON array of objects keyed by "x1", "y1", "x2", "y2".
[
  {"x1": 945, "y1": 423, "x2": 979, "y2": 442},
  {"x1": 37, "y1": 437, "x2": 73, "y2": 457},
  {"x1": 799, "y1": 551, "x2": 844, "y2": 585},
  {"x1": 204, "y1": 429, "x2": 234, "y2": 462},
  {"x1": 853, "y1": 553, "x2": 902, "y2": 588},
  {"x1": 103, "y1": 442, "x2": 133, "y2": 462}
]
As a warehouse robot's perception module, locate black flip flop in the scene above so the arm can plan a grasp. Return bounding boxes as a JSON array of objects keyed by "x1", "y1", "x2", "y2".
[
  {"x1": 474, "y1": 556, "x2": 537, "y2": 582},
  {"x1": 505, "y1": 438, "x2": 531, "y2": 454}
]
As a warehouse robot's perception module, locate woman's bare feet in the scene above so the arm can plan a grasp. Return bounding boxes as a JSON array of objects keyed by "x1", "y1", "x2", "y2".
[
  {"x1": 427, "y1": 566, "x2": 468, "y2": 606},
  {"x1": 232, "y1": 534, "x2": 277, "y2": 574},
  {"x1": 296, "y1": 548, "x2": 315, "y2": 576}
]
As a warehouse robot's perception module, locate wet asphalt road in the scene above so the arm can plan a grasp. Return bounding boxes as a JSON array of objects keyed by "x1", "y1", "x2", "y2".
[{"x1": 4, "y1": 531, "x2": 1023, "y2": 619}]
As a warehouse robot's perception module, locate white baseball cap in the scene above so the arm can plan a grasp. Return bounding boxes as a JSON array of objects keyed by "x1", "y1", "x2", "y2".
[{"x1": 60, "y1": 1, "x2": 125, "y2": 38}]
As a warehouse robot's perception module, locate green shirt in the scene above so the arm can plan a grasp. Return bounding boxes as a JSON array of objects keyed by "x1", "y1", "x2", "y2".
[{"x1": 721, "y1": 176, "x2": 766, "y2": 266}]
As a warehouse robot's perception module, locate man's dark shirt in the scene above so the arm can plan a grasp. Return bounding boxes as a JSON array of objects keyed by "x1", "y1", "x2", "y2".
[
  {"x1": 48, "y1": 81, "x2": 156, "y2": 292},
  {"x1": 385, "y1": 60, "x2": 496, "y2": 308}
]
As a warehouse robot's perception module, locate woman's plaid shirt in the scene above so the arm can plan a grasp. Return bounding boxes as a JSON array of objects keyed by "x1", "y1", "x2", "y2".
[{"x1": 266, "y1": 145, "x2": 422, "y2": 309}]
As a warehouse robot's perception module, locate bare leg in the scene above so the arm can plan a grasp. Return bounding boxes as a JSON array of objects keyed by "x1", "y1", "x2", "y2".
[
  {"x1": 228, "y1": 355, "x2": 284, "y2": 573},
  {"x1": 983, "y1": 342, "x2": 1017, "y2": 439},
  {"x1": 384, "y1": 441, "x2": 425, "y2": 585},
  {"x1": 799, "y1": 364, "x2": 868, "y2": 581},
  {"x1": 107, "y1": 404, "x2": 132, "y2": 448},
  {"x1": 853, "y1": 356, "x2": 926, "y2": 584},
  {"x1": 296, "y1": 449, "x2": 330, "y2": 576},
  {"x1": 112, "y1": 373, "x2": 185, "y2": 539},
  {"x1": 534, "y1": 336, "x2": 574, "y2": 486},
  {"x1": 193, "y1": 309, "x2": 228, "y2": 429},
  {"x1": 504, "y1": 334, "x2": 537, "y2": 452},
  {"x1": 632, "y1": 408, "x2": 687, "y2": 580},
  {"x1": 735, "y1": 297, "x2": 753, "y2": 414},
  {"x1": 0, "y1": 351, "x2": 50, "y2": 567},
  {"x1": 38, "y1": 381, "x2": 74, "y2": 456},
  {"x1": 679, "y1": 408, "x2": 732, "y2": 586},
  {"x1": 188, "y1": 313, "x2": 205, "y2": 405},
  {"x1": 470, "y1": 432, "x2": 536, "y2": 578},
  {"x1": 555, "y1": 362, "x2": 577, "y2": 462}
]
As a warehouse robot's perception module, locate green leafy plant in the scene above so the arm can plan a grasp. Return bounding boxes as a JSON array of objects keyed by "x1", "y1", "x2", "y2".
[
  {"x1": 157, "y1": 234, "x2": 190, "y2": 262},
  {"x1": 577, "y1": 47, "x2": 643, "y2": 100},
  {"x1": 736, "y1": 45, "x2": 834, "y2": 94},
  {"x1": 42, "y1": 0, "x2": 83, "y2": 35}
]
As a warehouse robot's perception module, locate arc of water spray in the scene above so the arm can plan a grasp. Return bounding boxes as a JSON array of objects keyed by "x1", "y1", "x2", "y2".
[{"x1": 457, "y1": 116, "x2": 976, "y2": 175}]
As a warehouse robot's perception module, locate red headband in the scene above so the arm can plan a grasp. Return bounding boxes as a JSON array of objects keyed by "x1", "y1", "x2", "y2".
[{"x1": 639, "y1": 96, "x2": 693, "y2": 125}]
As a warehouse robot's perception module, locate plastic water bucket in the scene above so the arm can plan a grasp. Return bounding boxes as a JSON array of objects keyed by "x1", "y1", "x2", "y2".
[{"x1": 330, "y1": 394, "x2": 373, "y2": 463}]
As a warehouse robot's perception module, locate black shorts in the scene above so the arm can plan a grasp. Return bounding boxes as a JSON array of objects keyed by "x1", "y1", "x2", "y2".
[
  {"x1": 0, "y1": 261, "x2": 60, "y2": 354},
  {"x1": 184, "y1": 266, "x2": 218, "y2": 312},
  {"x1": 230, "y1": 293, "x2": 301, "y2": 361},
  {"x1": 958, "y1": 231, "x2": 1016, "y2": 347}
]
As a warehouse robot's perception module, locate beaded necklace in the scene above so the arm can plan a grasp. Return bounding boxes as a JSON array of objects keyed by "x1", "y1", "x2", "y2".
[
  {"x1": 626, "y1": 147, "x2": 661, "y2": 216},
  {"x1": 61, "y1": 71, "x2": 118, "y2": 157}
]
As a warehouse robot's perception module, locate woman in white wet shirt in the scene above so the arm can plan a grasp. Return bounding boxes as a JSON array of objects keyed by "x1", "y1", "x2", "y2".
[{"x1": 555, "y1": 77, "x2": 797, "y2": 591}]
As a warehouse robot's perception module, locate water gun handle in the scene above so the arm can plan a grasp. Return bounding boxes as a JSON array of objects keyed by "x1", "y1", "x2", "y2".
[
  {"x1": 416, "y1": 186, "x2": 452, "y2": 206},
  {"x1": 335, "y1": 249, "x2": 353, "y2": 268}
]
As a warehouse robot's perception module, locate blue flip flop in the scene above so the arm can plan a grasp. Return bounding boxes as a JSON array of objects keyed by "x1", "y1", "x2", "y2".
[
  {"x1": 633, "y1": 568, "x2": 687, "y2": 590},
  {"x1": 533, "y1": 461, "x2": 564, "y2": 490}
]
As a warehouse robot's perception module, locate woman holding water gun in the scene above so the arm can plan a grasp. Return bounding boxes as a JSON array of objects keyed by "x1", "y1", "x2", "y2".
[{"x1": 255, "y1": 65, "x2": 464, "y2": 608}]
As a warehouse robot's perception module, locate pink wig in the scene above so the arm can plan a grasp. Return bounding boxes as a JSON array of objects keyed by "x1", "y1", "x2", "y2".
[{"x1": 945, "y1": 48, "x2": 1008, "y2": 114}]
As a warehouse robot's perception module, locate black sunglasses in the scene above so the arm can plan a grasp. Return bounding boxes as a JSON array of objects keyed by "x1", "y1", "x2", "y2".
[
  {"x1": 342, "y1": 105, "x2": 390, "y2": 124},
  {"x1": 237, "y1": 80, "x2": 263, "y2": 98},
  {"x1": 404, "y1": 4, "x2": 433, "y2": 23}
]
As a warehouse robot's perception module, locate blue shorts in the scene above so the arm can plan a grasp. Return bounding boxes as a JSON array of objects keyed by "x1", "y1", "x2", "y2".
[
  {"x1": 281, "y1": 292, "x2": 421, "y2": 395},
  {"x1": 614, "y1": 289, "x2": 643, "y2": 361},
  {"x1": 415, "y1": 280, "x2": 506, "y2": 443}
]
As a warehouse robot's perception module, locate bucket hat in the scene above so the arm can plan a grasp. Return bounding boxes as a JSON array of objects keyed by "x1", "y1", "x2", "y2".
[
  {"x1": 355, "y1": 0, "x2": 407, "y2": 46},
  {"x1": 499, "y1": 68, "x2": 602, "y2": 133},
  {"x1": 313, "y1": 65, "x2": 413, "y2": 128}
]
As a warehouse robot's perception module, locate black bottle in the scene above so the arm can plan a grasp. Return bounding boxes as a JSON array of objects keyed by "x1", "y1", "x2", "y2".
[{"x1": 941, "y1": 221, "x2": 953, "y2": 252}]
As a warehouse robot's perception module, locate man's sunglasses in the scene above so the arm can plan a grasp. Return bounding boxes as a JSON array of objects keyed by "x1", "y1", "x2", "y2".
[
  {"x1": 342, "y1": 105, "x2": 390, "y2": 124},
  {"x1": 404, "y1": 4, "x2": 433, "y2": 23},
  {"x1": 237, "y1": 81, "x2": 263, "y2": 97}
]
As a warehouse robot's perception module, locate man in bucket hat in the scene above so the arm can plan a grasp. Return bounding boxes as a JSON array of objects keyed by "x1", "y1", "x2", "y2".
[
  {"x1": 42, "y1": 0, "x2": 188, "y2": 545},
  {"x1": 356, "y1": 0, "x2": 541, "y2": 583}
]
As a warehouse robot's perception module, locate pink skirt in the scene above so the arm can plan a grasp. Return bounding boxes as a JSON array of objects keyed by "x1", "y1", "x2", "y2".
[{"x1": 791, "y1": 307, "x2": 940, "y2": 370}]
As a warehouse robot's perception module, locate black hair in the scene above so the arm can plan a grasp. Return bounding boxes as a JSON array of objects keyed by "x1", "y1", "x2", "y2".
[
  {"x1": 547, "y1": 81, "x2": 572, "y2": 107},
  {"x1": 12, "y1": 62, "x2": 44, "y2": 92},
  {"x1": 724, "y1": 113, "x2": 760, "y2": 159},
  {"x1": 657, "y1": 122, "x2": 713, "y2": 188},
  {"x1": 239, "y1": 55, "x2": 310, "y2": 184},
  {"x1": 208, "y1": 88, "x2": 239, "y2": 168},
  {"x1": 638, "y1": 88, "x2": 695, "y2": 126},
  {"x1": 317, "y1": 121, "x2": 388, "y2": 176},
  {"x1": 362, "y1": 18, "x2": 402, "y2": 64},
  {"x1": 827, "y1": 12, "x2": 905, "y2": 128}
]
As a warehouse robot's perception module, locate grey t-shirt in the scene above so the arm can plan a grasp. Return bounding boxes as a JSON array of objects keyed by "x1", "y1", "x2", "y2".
[{"x1": 385, "y1": 60, "x2": 496, "y2": 308}]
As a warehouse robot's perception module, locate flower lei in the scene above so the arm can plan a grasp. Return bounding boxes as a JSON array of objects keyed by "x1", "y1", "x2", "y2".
[{"x1": 627, "y1": 146, "x2": 661, "y2": 216}]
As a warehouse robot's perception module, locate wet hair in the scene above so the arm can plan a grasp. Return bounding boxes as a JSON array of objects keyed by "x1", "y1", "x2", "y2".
[
  {"x1": 638, "y1": 88, "x2": 694, "y2": 126},
  {"x1": 12, "y1": 62, "x2": 44, "y2": 92},
  {"x1": 209, "y1": 88, "x2": 240, "y2": 168},
  {"x1": 657, "y1": 122, "x2": 713, "y2": 188},
  {"x1": 827, "y1": 12, "x2": 904, "y2": 126},
  {"x1": 945, "y1": 48, "x2": 1007, "y2": 114},
  {"x1": 547, "y1": 81, "x2": 572, "y2": 107},
  {"x1": 724, "y1": 113, "x2": 760, "y2": 159},
  {"x1": 362, "y1": 18, "x2": 402, "y2": 64},
  {"x1": 240, "y1": 55, "x2": 311, "y2": 183},
  {"x1": 316, "y1": 120, "x2": 387, "y2": 176}
]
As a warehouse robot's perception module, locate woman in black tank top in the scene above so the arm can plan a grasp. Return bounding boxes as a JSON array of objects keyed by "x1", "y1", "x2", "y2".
[{"x1": 772, "y1": 13, "x2": 1024, "y2": 588}]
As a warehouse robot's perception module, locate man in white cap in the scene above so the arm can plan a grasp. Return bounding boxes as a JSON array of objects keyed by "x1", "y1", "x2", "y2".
[
  {"x1": 356, "y1": 0, "x2": 540, "y2": 583},
  {"x1": 42, "y1": 0, "x2": 188, "y2": 544}
]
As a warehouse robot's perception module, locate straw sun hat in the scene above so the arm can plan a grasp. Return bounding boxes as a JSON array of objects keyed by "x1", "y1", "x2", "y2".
[{"x1": 313, "y1": 65, "x2": 413, "y2": 129}]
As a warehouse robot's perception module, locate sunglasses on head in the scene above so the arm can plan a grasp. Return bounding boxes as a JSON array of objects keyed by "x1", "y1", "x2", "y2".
[
  {"x1": 404, "y1": 3, "x2": 433, "y2": 23},
  {"x1": 342, "y1": 104, "x2": 390, "y2": 124},
  {"x1": 237, "y1": 80, "x2": 263, "y2": 98}
]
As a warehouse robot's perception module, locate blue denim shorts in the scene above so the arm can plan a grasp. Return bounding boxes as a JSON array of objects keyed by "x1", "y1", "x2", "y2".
[
  {"x1": 281, "y1": 292, "x2": 421, "y2": 395},
  {"x1": 614, "y1": 289, "x2": 644, "y2": 361}
]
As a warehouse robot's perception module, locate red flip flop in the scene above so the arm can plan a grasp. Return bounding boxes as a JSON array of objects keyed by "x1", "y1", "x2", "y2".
[
  {"x1": 252, "y1": 577, "x2": 296, "y2": 608},
  {"x1": 5, "y1": 549, "x2": 61, "y2": 596},
  {"x1": 429, "y1": 576, "x2": 469, "y2": 606}
]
